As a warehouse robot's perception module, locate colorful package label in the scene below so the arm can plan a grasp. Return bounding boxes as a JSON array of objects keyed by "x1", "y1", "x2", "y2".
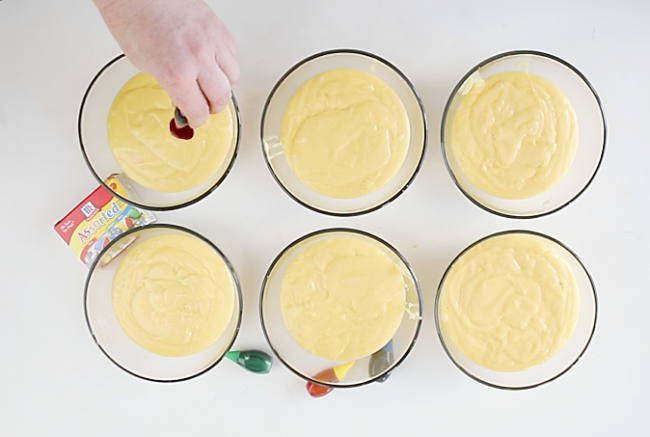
[{"x1": 54, "y1": 175, "x2": 156, "y2": 267}]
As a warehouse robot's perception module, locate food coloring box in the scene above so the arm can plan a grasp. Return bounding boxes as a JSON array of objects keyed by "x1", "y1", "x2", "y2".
[{"x1": 54, "y1": 175, "x2": 156, "y2": 267}]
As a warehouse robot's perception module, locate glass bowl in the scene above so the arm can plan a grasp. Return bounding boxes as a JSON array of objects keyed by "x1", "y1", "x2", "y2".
[
  {"x1": 260, "y1": 228, "x2": 422, "y2": 389},
  {"x1": 441, "y1": 50, "x2": 606, "y2": 218},
  {"x1": 84, "y1": 224, "x2": 242, "y2": 382},
  {"x1": 78, "y1": 54, "x2": 241, "y2": 211},
  {"x1": 260, "y1": 49, "x2": 427, "y2": 216},
  {"x1": 435, "y1": 230, "x2": 597, "y2": 389}
]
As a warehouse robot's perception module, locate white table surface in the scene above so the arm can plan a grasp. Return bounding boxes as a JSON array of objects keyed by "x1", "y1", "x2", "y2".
[{"x1": 1, "y1": 0, "x2": 648, "y2": 435}]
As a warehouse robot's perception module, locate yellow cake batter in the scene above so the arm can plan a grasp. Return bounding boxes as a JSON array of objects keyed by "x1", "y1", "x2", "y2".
[
  {"x1": 438, "y1": 233, "x2": 579, "y2": 372},
  {"x1": 451, "y1": 71, "x2": 578, "y2": 199},
  {"x1": 107, "y1": 73, "x2": 234, "y2": 193},
  {"x1": 280, "y1": 237, "x2": 407, "y2": 361},
  {"x1": 280, "y1": 69, "x2": 410, "y2": 198},
  {"x1": 111, "y1": 234, "x2": 235, "y2": 357}
]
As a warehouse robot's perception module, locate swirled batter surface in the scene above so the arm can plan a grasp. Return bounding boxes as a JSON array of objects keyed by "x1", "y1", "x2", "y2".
[
  {"x1": 107, "y1": 73, "x2": 234, "y2": 192},
  {"x1": 280, "y1": 69, "x2": 409, "y2": 198},
  {"x1": 111, "y1": 234, "x2": 235, "y2": 357},
  {"x1": 451, "y1": 71, "x2": 578, "y2": 199},
  {"x1": 439, "y1": 234, "x2": 579, "y2": 371},
  {"x1": 280, "y1": 237, "x2": 406, "y2": 361}
]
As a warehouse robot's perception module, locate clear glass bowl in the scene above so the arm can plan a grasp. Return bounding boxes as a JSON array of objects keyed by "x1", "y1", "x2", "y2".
[
  {"x1": 260, "y1": 228, "x2": 422, "y2": 388},
  {"x1": 84, "y1": 224, "x2": 242, "y2": 382},
  {"x1": 441, "y1": 50, "x2": 606, "y2": 218},
  {"x1": 435, "y1": 230, "x2": 597, "y2": 389},
  {"x1": 261, "y1": 49, "x2": 427, "y2": 216},
  {"x1": 78, "y1": 54, "x2": 241, "y2": 211}
]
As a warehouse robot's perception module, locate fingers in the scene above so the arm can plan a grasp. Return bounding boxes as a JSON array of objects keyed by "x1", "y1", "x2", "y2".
[
  {"x1": 153, "y1": 12, "x2": 240, "y2": 126},
  {"x1": 164, "y1": 51, "x2": 238, "y2": 126},
  {"x1": 216, "y1": 49, "x2": 241, "y2": 87},
  {"x1": 167, "y1": 80, "x2": 210, "y2": 128},
  {"x1": 211, "y1": 11, "x2": 237, "y2": 57},
  {"x1": 195, "y1": 42, "x2": 240, "y2": 115},
  {"x1": 220, "y1": 25, "x2": 237, "y2": 57},
  {"x1": 198, "y1": 64, "x2": 232, "y2": 115}
]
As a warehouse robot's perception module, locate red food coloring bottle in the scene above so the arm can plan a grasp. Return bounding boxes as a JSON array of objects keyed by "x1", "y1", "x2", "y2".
[
  {"x1": 170, "y1": 107, "x2": 194, "y2": 140},
  {"x1": 169, "y1": 119, "x2": 194, "y2": 140}
]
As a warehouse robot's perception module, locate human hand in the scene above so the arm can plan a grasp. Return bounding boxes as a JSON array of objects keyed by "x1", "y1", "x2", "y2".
[{"x1": 93, "y1": 0, "x2": 240, "y2": 127}]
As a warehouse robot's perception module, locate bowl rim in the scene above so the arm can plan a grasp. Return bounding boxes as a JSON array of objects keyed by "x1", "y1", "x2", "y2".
[
  {"x1": 440, "y1": 49, "x2": 607, "y2": 219},
  {"x1": 83, "y1": 223, "x2": 244, "y2": 383},
  {"x1": 78, "y1": 53, "x2": 242, "y2": 212},
  {"x1": 434, "y1": 228, "x2": 599, "y2": 390},
  {"x1": 259, "y1": 48, "x2": 428, "y2": 217},
  {"x1": 259, "y1": 226, "x2": 423, "y2": 388}
]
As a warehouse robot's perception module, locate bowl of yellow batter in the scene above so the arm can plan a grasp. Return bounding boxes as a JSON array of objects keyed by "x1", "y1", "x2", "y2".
[
  {"x1": 79, "y1": 54, "x2": 241, "y2": 210},
  {"x1": 435, "y1": 230, "x2": 597, "y2": 389},
  {"x1": 260, "y1": 228, "x2": 422, "y2": 389},
  {"x1": 261, "y1": 49, "x2": 427, "y2": 216},
  {"x1": 84, "y1": 224, "x2": 242, "y2": 382},
  {"x1": 441, "y1": 50, "x2": 605, "y2": 218}
]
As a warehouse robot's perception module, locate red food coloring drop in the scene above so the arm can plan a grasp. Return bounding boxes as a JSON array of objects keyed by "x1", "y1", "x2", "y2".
[{"x1": 170, "y1": 119, "x2": 194, "y2": 140}]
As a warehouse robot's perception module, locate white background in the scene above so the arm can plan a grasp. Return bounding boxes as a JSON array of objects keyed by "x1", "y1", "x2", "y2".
[{"x1": 1, "y1": 0, "x2": 648, "y2": 435}]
